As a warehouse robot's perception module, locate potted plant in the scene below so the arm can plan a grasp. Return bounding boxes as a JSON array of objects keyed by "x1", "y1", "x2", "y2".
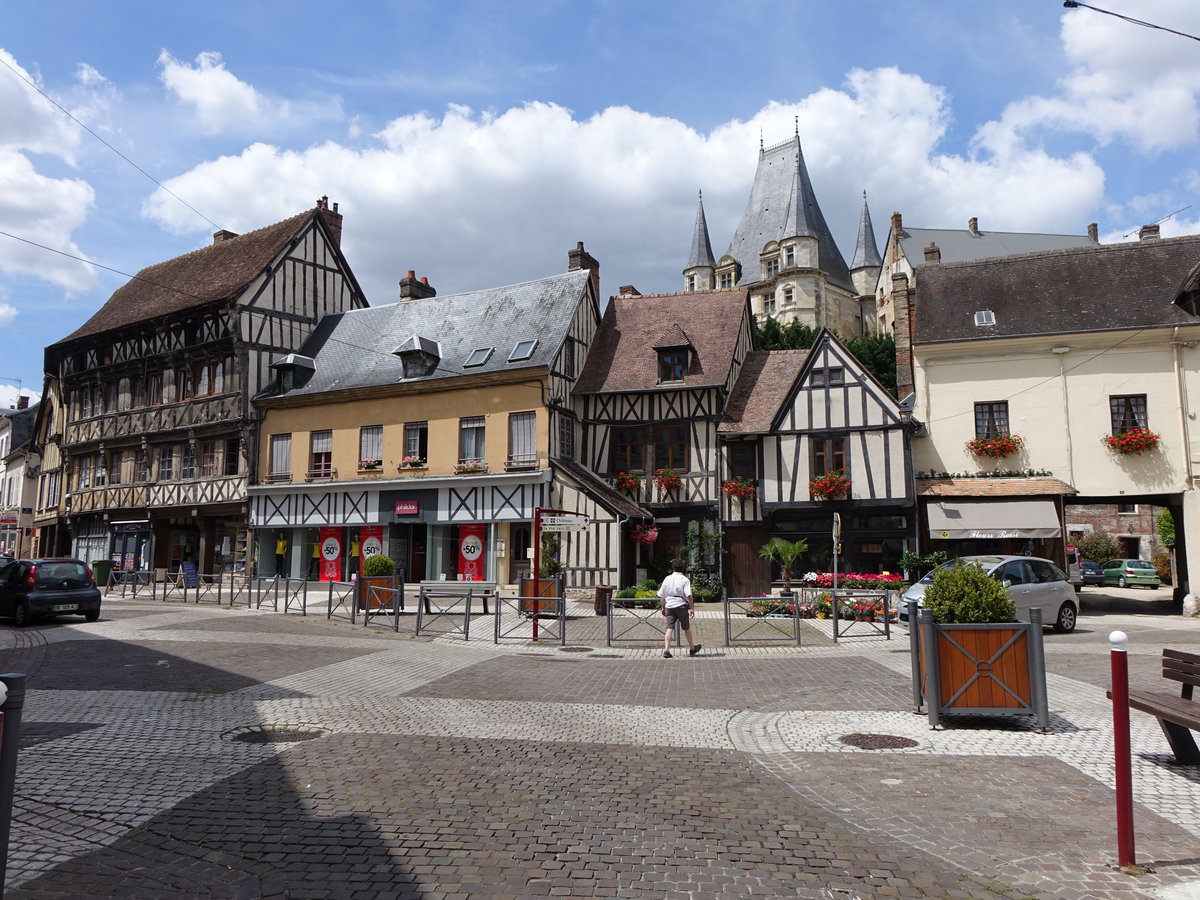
[
  {"x1": 911, "y1": 563, "x2": 1050, "y2": 730},
  {"x1": 757, "y1": 537, "x2": 809, "y2": 596},
  {"x1": 631, "y1": 524, "x2": 659, "y2": 545},
  {"x1": 400, "y1": 455, "x2": 426, "y2": 469},
  {"x1": 965, "y1": 433, "x2": 1024, "y2": 459},
  {"x1": 359, "y1": 458, "x2": 382, "y2": 470},
  {"x1": 614, "y1": 471, "x2": 642, "y2": 493},
  {"x1": 1103, "y1": 426, "x2": 1160, "y2": 455},
  {"x1": 653, "y1": 468, "x2": 682, "y2": 494},
  {"x1": 360, "y1": 553, "x2": 396, "y2": 610},
  {"x1": 722, "y1": 477, "x2": 757, "y2": 500},
  {"x1": 814, "y1": 594, "x2": 831, "y2": 619},
  {"x1": 809, "y1": 469, "x2": 850, "y2": 500}
]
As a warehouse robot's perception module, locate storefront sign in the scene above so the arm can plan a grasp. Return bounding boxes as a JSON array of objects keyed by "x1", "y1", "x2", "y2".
[
  {"x1": 394, "y1": 501, "x2": 419, "y2": 515},
  {"x1": 359, "y1": 525, "x2": 383, "y2": 575},
  {"x1": 540, "y1": 514, "x2": 589, "y2": 531},
  {"x1": 457, "y1": 524, "x2": 486, "y2": 581},
  {"x1": 319, "y1": 527, "x2": 342, "y2": 582}
]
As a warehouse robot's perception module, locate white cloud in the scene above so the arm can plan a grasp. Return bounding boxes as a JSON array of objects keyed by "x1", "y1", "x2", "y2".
[
  {"x1": 0, "y1": 49, "x2": 83, "y2": 161},
  {"x1": 0, "y1": 303, "x2": 16, "y2": 326},
  {"x1": 157, "y1": 50, "x2": 265, "y2": 133}
]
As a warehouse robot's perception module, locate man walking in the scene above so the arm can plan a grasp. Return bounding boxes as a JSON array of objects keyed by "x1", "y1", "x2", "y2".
[{"x1": 658, "y1": 559, "x2": 702, "y2": 658}]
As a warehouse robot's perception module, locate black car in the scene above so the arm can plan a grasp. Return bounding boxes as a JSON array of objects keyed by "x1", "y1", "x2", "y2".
[
  {"x1": 0, "y1": 558, "x2": 102, "y2": 626},
  {"x1": 1079, "y1": 559, "x2": 1106, "y2": 587}
]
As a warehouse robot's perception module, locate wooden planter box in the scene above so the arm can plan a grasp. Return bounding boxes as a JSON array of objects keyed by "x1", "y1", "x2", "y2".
[
  {"x1": 910, "y1": 607, "x2": 1050, "y2": 730},
  {"x1": 360, "y1": 576, "x2": 400, "y2": 610}
]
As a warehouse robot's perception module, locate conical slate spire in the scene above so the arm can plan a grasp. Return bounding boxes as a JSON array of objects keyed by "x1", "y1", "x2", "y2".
[
  {"x1": 782, "y1": 150, "x2": 817, "y2": 240},
  {"x1": 850, "y1": 191, "x2": 882, "y2": 270},
  {"x1": 686, "y1": 190, "x2": 716, "y2": 269}
]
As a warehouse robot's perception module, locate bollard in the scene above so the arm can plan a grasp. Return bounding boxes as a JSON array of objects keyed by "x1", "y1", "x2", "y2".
[
  {"x1": 1109, "y1": 631, "x2": 1136, "y2": 868},
  {"x1": 0, "y1": 673, "x2": 28, "y2": 894}
]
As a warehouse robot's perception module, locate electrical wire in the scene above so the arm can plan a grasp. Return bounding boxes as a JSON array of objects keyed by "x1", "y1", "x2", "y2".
[{"x1": 1062, "y1": 2, "x2": 1200, "y2": 44}]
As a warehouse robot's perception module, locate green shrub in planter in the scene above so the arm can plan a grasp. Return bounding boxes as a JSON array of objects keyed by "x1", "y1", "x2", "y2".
[
  {"x1": 362, "y1": 554, "x2": 395, "y2": 577},
  {"x1": 923, "y1": 563, "x2": 1015, "y2": 624},
  {"x1": 615, "y1": 587, "x2": 638, "y2": 599}
]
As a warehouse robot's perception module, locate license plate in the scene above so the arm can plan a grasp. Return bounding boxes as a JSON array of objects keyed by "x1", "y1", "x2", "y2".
[{"x1": 51, "y1": 604, "x2": 79, "y2": 612}]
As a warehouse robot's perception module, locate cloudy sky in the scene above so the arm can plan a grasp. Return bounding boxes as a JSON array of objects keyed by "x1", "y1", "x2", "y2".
[{"x1": 2, "y1": 0, "x2": 1199, "y2": 409}]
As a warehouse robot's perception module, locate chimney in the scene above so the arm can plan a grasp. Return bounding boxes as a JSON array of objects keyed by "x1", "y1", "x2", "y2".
[
  {"x1": 968, "y1": 217, "x2": 980, "y2": 236},
  {"x1": 212, "y1": 229, "x2": 239, "y2": 244},
  {"x1": 923, "y1": 243, "x2": 941, "y2": 264},
  {"x1": 1088, "y1": 222, "x2": 1099, "y2": 242},
  {"x1": 315, "y1": 195, "x2": 343, "y2": 248},
  {"x1": 1139, "y1": 224, "x2": 1160, "y2": 242},
  {"x1": 568, "y1": 241, "x2": 600, "y2": 301},
  {"x1": 399, "y1": 270, "x2": 437, "y2": 301},
  {"x1": 16, "y1": 396, "x2": 28, "y2": 410},
  {"x1": 891, "y1": 272, "x2": 915, "y2": 399},
  {"x1": 618, "y1": 285, "x2": 641, "y2": 297}
]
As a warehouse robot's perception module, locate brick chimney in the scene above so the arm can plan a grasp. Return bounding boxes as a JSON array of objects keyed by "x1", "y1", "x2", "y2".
[
  {"x1": 212, "y1": 229, "x2": 239, "y2": 244},
  {"x1": 618, "y1": 285, "x2": 641, "y2": 297},
  {"x1": 1139, "y1": 224, "x2": 1160, "y2": 241},
  {"x1": 968, "y1": 217, "x2": 980, "y2": 236},
  {"x1": 399, "y1": 270, "x2": 437, "y2": 301},
  {"x1": 315, "y1": 195, "x2": 343, "y2": 248},
  {"x1": 891, "y1": 272, "x2": 915, "y2": 400},
  {"x1": 568, "y1": 241, "x2": 600, "y2": 300},
  {"x1": 1088, "y1": 222, "x2": 1099, "y2": 242},
  {"x1": 923, "y1": 243, "x2": 941, "y2": 264},
  {"x1": 889, "y1": 212, "x2": 906, "y2": 262},
  {"x1": 16, "y1": 396, "x2": 28, "y2": 410}
]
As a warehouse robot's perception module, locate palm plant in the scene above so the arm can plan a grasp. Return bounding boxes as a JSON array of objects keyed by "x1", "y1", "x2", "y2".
[{"x1": 758, "y1": 537, "x2": 809, "y2": 594}]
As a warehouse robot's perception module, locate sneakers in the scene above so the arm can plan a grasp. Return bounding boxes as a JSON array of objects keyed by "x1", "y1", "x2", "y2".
[
  {"x1": 663, "y1": 650, "x2": 672, "y2": 658},
  {"x1": 689, "y1": 644, "x2": 703, "y2": 657}
]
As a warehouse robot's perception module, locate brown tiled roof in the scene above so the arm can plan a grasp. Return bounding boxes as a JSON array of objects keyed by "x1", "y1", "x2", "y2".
[
  {"x1": 55, "y1": 208, "x2": 328, "y2": 344},
  {"x1": 914, "y1": 234, "x2": 1200, "y2": 344},
  {"x1": 651, "y1": 323, "x2": 691, "y2": 349},
  {"x1": 719, "y1": 349, "x2": 810, "y2": 434},
  {"x1": 917, "y1": 477, "x2": 1076, "y2": 497},
  {"x1": 574, "y1": 289, "x2": 749, "y2": 394}
]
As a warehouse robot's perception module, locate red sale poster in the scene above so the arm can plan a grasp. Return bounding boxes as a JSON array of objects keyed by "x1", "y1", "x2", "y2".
[
  {"x1": 359, "y1": 526, "x2": 383, "y2": 575},
  {"x1": 319, "y1": 527, "x2": 342, "y2": 582},
  {"x1": 457, "y1": 524, "x2": 486, "y2": 581}
]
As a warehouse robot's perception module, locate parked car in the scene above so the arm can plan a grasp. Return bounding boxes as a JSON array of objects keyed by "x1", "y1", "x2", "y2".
[
  {"x1": 0, "y1": 558, "x2": 102, "y2": 626},
  {"x1": 898, "y1": 555, "x2": 1078, "y2": 633},
  {"x1": 1078, "y1": 559, "x2": 1106, "y2": 587},
  {"x1": 1100, "y1": 559, "x2": 1161, "y2": 589}
]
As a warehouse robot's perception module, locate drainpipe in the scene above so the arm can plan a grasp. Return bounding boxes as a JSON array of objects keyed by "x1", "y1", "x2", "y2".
[
  {"x1": 1054, "y1": 350, "x2": 1076, "y2": 487},
  {"x1": 1172, "y1": 328, "x2": 1195, "y2": 487}
]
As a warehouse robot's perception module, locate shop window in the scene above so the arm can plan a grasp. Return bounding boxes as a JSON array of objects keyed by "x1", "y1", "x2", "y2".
[
  {"x1": 610, "y1": 427, "x2": 644, "y2": 473},
  {"x1": 654, "y1": 424, "x2": 690, "y2": 471},
  {"x1": 811, "y1": 437, "x2": 845, "y2": 476},
  {"x1": 1110, "y1": 394, "x2": 1148, "y2": 433},
  {"x1": 359, "y1": 425, "x2": 383, "y2": 467},
  {"x1": 459, "y1": 416, "x2": 485, "y2": 465},
  {"x1": 507, "y1": 411, "x2": 537, "y2": 469},
  {"x1": 309, "y1": 430, "x2": 332, "y2": 478},
  {"x1": 404, "y1": 421, "x2": 428, "y2": 463},
  {"x1": 974, "y1": 401, "x2": 1009, "y2": 439},
  {"x1": 268, "y1": 434, "x2": 291, "y2": 481}
]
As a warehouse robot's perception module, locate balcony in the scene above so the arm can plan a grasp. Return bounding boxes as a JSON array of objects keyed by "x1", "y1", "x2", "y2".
[
  {"x1": 305, "y1": 466, "x2": 337, "y2": 483},
  {"x1": 65, "y1": 393, "x2": 240, "y2": 447}
]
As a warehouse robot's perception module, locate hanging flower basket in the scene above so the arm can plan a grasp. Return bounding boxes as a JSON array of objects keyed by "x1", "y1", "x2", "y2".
[
  {"x1": 809, "y1": 469, "x2": 850, "y2": 500},
  {"x1": 722, "y1": 477, "x2": 757, "y2": 500},
  {"x1": 631, "y1": 525, "x2": 659, "y2": 545},
  {"x1": 1103, "y1": 427, "x2": 1160, "y2": 456},
  {"x1": 653, "y1": 468, "x2": 682, "y2": 493},
  {"x1": 614, "y1": 471, "x2": 642, "y2": 493},
  {"x1": 965, "y1": 433, "x2": 1024, "y2": 459}
]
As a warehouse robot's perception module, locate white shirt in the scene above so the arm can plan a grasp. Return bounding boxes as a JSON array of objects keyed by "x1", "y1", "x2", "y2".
[{"x1": 657, "y1": 572, "x2": 693, "y2": 609}]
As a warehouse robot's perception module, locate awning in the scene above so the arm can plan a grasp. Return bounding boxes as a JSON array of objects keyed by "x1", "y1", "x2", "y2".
[{"x1": 927, "y1": 499, "x2": 1061, "y2": 540}]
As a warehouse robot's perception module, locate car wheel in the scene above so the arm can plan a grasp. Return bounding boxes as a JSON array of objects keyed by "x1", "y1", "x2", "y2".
[
  {"x1": 1150, "y1": 585, "x2": 1159, "y2": 591},
  {"x1": 1118, "y1": 576, "x2": 1128, "y2": 588},
  {"x1": 12, "y1": 602, "x2": 31, "y2": 627},
  {"x1": 84, "y1": 609, "x2": 100, "y2": 622},
  {"x1": 1054, "y1": 602, "x2": 1077, "y2": 633}
]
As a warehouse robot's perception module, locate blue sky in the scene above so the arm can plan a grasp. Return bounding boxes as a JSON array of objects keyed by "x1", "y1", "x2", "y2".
[{"x1": 2, "y1": 0, "x2": 1199, "y2": 407}]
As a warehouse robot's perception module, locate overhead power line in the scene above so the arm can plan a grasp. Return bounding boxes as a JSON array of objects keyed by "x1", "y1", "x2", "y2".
[{"x1": 1062, "y1": 2, "x2": 1200, "y2": 44}]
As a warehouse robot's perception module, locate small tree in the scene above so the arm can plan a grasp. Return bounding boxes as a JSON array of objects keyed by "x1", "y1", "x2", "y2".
[
  {"x1": 1074, "y1": 531, "x2": 1118, "y2": 563},
  {"x1": 1156, "y1": 509, "x2": 1175, "y2": 548},
  {"x1": 923, "y1": 564, "x2": 1016, "y2": 624},
  {"x1": 362, "y1": 554, "x2": 395, "y2": 577},
  {"x1": 758, "y1": 537, "x2": 809, "y2": 594}
]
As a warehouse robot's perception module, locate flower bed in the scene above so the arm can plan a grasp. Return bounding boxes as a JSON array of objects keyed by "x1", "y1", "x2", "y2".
[
  {"x1": 1103, "y1": 427, "x2": 1160, "y2": 455},
  {"x1": 809, "y1": 469, "x2": 850, "y2": 500},
  {"x1": 965, "y1": 433, "x2": 1023, "y2": 459}
]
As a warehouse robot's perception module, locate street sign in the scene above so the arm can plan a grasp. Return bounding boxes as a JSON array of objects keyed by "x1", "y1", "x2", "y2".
[
  {"x1": 540, "y1": 514, "x2": 590, "y2": 532},
  {"x1": 832, "y1": 512, "x2": 841, "y2": 543}
]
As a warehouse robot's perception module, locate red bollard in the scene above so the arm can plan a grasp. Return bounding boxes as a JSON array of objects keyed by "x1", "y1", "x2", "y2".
[{"x1": 1110, "y1": 630, "x2": 1136, "y2": 868}]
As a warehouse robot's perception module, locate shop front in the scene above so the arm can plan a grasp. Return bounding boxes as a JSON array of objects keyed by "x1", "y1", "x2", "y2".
[{"x1": 920, "y1": 493, "x2": 1068, "y2": 562}]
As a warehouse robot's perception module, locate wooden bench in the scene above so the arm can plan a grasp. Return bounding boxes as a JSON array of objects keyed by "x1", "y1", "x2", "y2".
[{"x1": 1112, "y1": 649, "x2": 1200, "y2": 764}]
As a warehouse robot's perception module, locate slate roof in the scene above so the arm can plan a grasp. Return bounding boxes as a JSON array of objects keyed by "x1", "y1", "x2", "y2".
[
  {"x1": 573, "y1": 290, "x2": 749, "y2": 394},
  {"x1": 914, "y1": 234, "x2": 1200, "y2": 344},
  {"x1": 685, "y1": 191, "x2": 716, "y2": 270},
  {"x1": 261, "y1": 270, "x2": 592, "y2": 398},
  {"x1": 2, "y1": 405, "x2": 38, "y2": 456},
  {"x1": 724, "y1": 136, "x2": 852, "y2": 291},
  {"x1": 850, "y1": 192, "x2": 882, "y2": 270},
  {"x1": 897, "y1": 225, "x2": 1095, "y2": 268},
  {"x1": 55, "y1": 207, "x2": 341, "y2": 344},
  {"x1": 917, "y1": 477, "x2": 1076, "y2": 497},
  {"x1": 719, "y1": 350, "x2": 810, "y2": 434}
]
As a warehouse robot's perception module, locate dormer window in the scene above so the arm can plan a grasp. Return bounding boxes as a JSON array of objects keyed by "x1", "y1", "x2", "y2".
[
  {"x1": 658, "y1": 349, "x2": 686, "y2": 383},
  {"x1": 973, "y1": 310, "x2": 996, "y2": 327},
  {"x1": 718, "y1": 271, "x2": 733, "y2": 289},
  {"x1": 392, "y1": 335, "x2": 442, "y2": 379},
  {"x1": 766, "y1": 258, "x2": 780, "y2": 278},
  {"x1": 269, "y1": 353, "x2": 316, "y2": 393},
  {"x1": 685, "y1": 274, "x2": 696, "y2": 292}
]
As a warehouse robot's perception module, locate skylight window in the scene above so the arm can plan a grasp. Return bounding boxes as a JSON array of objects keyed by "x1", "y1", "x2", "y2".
[
  {"x1": 508, "y1": 340, "x2": 538, "y2": 362},
  {"x1": 465, "y1": 348, "x2": 494, "y2": 367},
  {"x1": 973, "y1": 310, "x2": 996, "y2": 327}
]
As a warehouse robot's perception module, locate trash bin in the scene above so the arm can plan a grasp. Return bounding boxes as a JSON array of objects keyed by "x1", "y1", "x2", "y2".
[
  {"x1": 91, "y1": 559, "x2": 114, "y2": 590},
  {"x1": 594, "y1": 585, "x2": 614, "y2": 616}
]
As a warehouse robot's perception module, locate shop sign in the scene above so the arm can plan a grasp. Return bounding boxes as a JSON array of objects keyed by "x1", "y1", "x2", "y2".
[
  {"x1": 319, "y1": 527, "x2": 342, "y2": 582},
  {"x1": 457, "y1": 524, "x2": 486, "y2": 581},
  {"x1": 0, "y1": 516, "x2": 17, "y2": 527},
  {"x1": 394, "y1": 501, "x2": 419, "y2": 515}
]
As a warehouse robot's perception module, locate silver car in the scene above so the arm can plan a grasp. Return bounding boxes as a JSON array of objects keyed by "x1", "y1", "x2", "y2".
[{"x1": 899, "y1": 555, "x2": 1078, "y2": 633}]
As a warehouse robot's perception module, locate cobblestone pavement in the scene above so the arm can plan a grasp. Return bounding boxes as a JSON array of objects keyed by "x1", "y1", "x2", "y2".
[{"x1": 0, "y1": 592, "x2": 1197, "y2": 898}]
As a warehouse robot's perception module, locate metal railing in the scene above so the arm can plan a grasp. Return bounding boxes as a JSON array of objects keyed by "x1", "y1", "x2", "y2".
[{"x1": 724, "y1": 595, "x2": 803, "y2": 646}]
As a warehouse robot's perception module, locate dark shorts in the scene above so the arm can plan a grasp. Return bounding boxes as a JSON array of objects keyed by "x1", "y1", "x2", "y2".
[{"x1": 664, "y1": 604, "x2": 691, "y2": 630}]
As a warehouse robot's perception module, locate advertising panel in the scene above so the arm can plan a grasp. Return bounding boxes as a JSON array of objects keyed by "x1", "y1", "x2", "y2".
[
  {"x1": 359, "y1": 525, "x2": 383, "y2": 575},
  {"x1": 457, "y1": 524, "x2": 486, "y2": 581},
  {"x1": 319, "y1": 527, "x2": 342, "y2": 582}
]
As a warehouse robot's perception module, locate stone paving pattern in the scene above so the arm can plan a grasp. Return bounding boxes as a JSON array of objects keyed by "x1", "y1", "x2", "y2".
[{"x1": 0, "y1": 591, "x2": 1197, "y2": 898}]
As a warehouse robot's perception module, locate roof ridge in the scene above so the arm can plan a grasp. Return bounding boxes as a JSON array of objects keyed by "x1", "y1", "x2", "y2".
[{"x1": 930, "y1": 232, "x2": 1200, "y2": 271}]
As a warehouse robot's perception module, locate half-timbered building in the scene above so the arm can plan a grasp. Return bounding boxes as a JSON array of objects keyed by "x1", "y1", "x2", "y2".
[
  {"x1": 719, "y1": 330, "x2": 913, "y2": 594},
  {"x1": 42, "y1": 198, "x2": 366, "y2": 574},
  {"x1": 248, "y1": 245, "x2": 603, "y2": 586}
]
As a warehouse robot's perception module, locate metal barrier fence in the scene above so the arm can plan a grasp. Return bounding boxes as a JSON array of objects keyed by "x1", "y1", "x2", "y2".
[
  {"x1": 723, "y1": 596, "x2": 803, "y2": 646},
  {"x1": 606, "y1": 599, "x2": 676, "y2": 647},
  {"x1": 326, "y1": 581, "x2": 358, "y2": 622},
  {"x1": 494, "y1": 591, "x2": 565, "y2": 644},
  {"x1": 415, "y1": 587, "x2": 484, "y2": 640},
  {"x1": 827, "y1": 589, "x2": 894, "y2": 640},
  {"x1": 359, "y1": 579, "x2": 404, "y2": 631},
  {"x1": 105, "y1": 570, "x2": 312, "y2": 612}
]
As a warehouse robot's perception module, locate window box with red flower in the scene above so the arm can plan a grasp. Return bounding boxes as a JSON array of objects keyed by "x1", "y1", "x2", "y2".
[
  {"x1": 652, "y1": 468, "x2": 682, "y2": 494},
  {"x1": 809, "y1": 469, "x2": 850, "y2": 500},
  {"x1": 614, "y1": 471, "x2": 642, "y2": 493},
  {"x1": 965, "y1": 433, "x2": 1023, "y2": 459},
  {"x1": 722, "y1": 477, "x2": 757, "y2": 500},
  {"x1": 1103, "y1": 427, "x2": 1160, "y2": 456}
]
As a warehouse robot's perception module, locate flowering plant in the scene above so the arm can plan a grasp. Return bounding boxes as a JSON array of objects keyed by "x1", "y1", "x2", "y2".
[
  {"x1": 359, "y1": 458, "x2": 382, "y2": 470},
  {"x1": 965, "y1": 433, "x2": 1023, "y2": 459},
  {"x1": 722, "y1": 477, "x2": 757, "y2": 500},
  {"x1": 401, "y1": 455, "x2": 426, "y2": 468},
  {"x1": 653, "y1": 468, "x2": 682, "y2": 493},
  {"x1": 1103, "y1": 427, "x2": 1160, "y2": 456},
  {"x1": 631, "y1": 524, "x2": 659, "y2": 545},
  {"x1": 809, "y1": 469, "x2": 850, "y2": 500},
  {"x1": 454, "y1": 461, "x2": 488, "y2": 474},
  {"x1": 614, "y1": 471, "x2": 642, "y2": 493},
  {"x1": 803, "y1": 572, "x2": 904, "y2": 589}
]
